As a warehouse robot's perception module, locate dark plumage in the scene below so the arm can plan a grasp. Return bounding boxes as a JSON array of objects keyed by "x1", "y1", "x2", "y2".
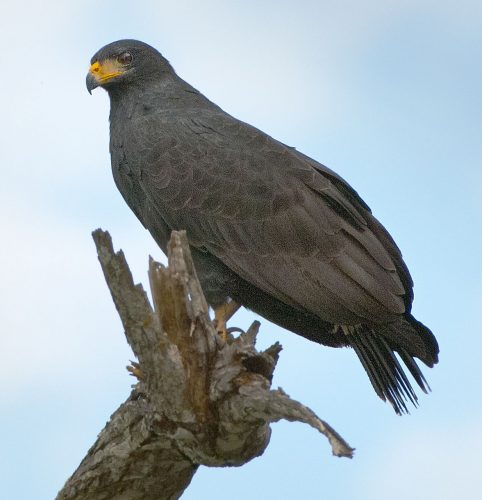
[{"x1": 87, "y1": 39, "x2": 439, "y2": 414}]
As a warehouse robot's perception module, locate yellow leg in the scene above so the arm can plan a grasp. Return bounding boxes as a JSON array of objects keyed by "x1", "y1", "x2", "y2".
[{"x1": 214, "y1": 300, "x2": 241, "y2": 340}]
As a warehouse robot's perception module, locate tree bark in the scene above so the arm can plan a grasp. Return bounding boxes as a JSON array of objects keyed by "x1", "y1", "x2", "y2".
[{"x1": 57, "y1": 230, "x2": 353, "y2": 500}]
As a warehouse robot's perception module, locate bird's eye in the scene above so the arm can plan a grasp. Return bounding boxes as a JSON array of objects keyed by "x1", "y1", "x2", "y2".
[{"x1": 117, "y1": 52, "x2": 133, "y2": 65}]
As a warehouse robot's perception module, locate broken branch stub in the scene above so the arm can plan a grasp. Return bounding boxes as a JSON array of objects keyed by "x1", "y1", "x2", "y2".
[{"x1": 57, "y1": 229, "x2": 353, "y2": 500}]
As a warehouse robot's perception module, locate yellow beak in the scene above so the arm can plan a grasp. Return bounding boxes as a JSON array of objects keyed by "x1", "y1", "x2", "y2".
[{"x1": 86, "y1": 60, "x2": 124, "y2": 93}]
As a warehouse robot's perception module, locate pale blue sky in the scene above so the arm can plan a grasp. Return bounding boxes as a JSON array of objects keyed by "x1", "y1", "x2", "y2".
[{"x1": 1, "y1": 1, "x2": 481, "y2": 499}]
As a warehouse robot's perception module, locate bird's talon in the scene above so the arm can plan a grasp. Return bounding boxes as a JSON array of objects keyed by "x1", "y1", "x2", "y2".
[
  {"x1": 227, "y1": 326, "x2": 245, "y2": 335},
  {"x1": 214, "y1": 300, "x2": 241, "y2": 342}
]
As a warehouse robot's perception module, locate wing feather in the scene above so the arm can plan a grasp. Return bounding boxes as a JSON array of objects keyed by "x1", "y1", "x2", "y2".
[{"x1": 134, "y1": 108, "x2": 412, "y2": 325}]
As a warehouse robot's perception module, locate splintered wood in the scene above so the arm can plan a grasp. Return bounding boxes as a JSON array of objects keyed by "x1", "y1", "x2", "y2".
[{"x1": 57, "y1": 230, "x2": 353, "y2": 500}]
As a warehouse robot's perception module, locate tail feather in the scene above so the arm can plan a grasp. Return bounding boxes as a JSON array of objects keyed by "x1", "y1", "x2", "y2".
[
  {"x1": 378, "y1": 314, "x2": 439, "y2": 367},
  {"x1": 349, "y1": 334, "x2": 405, "y2": 411},
  {"x1": 348, "y1": 326, "x2": 431, "y2": 415},
  {"x1": 373, "y1": 336, "x2": 419, "y2": 406},
  {"x1": 398, "y1": 347, "x2": 430, "y2": 393}
]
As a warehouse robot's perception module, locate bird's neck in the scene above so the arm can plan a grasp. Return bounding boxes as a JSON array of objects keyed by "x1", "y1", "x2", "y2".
[{"x1": 108, "y1": 74, "x2": 206, "y2": 125}]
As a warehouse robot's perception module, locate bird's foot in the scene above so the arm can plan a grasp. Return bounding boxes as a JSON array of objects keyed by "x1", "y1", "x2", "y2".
[
  {"x1": 226, "y1": 326, "x2": 246, "y2": 335},
  {"x1": 214, "y1": 300, "x2": 241, "y2": 341}
]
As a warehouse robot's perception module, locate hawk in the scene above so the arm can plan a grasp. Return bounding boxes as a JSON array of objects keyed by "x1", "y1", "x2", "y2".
[{"x1": 87, "y1": 40, "x2": 439, "y2": 414}]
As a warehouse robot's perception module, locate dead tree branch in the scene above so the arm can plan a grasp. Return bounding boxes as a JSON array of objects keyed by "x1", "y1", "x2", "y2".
[{"x1": 57, "y1": 230, "x2": 353, "y2": 500}]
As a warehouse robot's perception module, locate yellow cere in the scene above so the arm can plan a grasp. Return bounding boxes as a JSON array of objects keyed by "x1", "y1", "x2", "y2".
[{"x1": 89, "y1": 59, "x2": 124, "y2": 83}]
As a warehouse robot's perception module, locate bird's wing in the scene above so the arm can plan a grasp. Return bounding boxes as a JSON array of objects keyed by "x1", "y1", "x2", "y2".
[{"x1": 133, "y1": 108, "x2": 411, "y2": 325}]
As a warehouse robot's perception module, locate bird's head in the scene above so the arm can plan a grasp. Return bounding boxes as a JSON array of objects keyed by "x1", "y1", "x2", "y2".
[{"x1": 86, "y1": 39, "x2": 173, "y2": 94}]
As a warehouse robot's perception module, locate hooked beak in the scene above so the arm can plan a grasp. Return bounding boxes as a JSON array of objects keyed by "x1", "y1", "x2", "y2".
[
  {"x1": 86, "y1": 60, "x2": 124, "y2": 94},
  {"x1": 86, "y1": 72, "x2": 98, "y2": 94}
]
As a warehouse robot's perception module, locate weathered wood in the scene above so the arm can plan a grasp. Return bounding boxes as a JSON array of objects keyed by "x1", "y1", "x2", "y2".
[{"x1": 57, "y1": 230, "x2": 353, "y2": 500}]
